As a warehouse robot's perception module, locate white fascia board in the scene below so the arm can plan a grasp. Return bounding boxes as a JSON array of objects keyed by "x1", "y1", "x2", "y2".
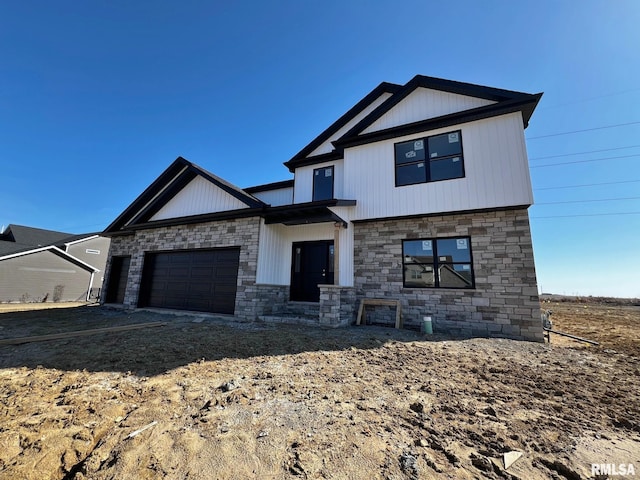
[{"x1": 0, "y1": 245, "x2": 100, "y2": 272}]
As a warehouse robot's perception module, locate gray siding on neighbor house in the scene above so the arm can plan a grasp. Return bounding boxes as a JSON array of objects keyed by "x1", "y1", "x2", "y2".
[
  {"x1": 66, "y1": 236, "x2": 111, "y2": 288},
  {"x1": 353, "y1": 208, "x2": 543, "y2": 342},
  {"x1": 0, "y1": 250, "x2": 93, "y2": 303}
]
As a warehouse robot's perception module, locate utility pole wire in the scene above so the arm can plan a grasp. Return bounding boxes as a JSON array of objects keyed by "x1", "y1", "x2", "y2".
[
  {"x1": 526, "y1": 121, "x2": 640, "y2": 140},
  {"x1": 535, "y1": 87, "x2": 640, "y2": 111},
  {"x1": 530, "y1": 154, "x2": 640, "y2": 168},
  {"x1": 534, "y1": 179, "x2": 640, "y2": 190},
  {"x1": 529, "y1": 144, "x2": 640, "y2": 161},
  {"x1": 531, "y1": 212, "x2": 640, "y2": 219},
  {"x1": 536, "y1": 196, "x2": 640, "y2": 205}
]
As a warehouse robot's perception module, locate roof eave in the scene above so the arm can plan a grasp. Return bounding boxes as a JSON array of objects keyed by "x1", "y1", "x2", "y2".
[
  {"x1": 334, "y1": 94, "x2": 543, "y2": 150},
  {"x1": 283, "y1": 82, "x2": 402, "y2": 171},
  {"x1": 103, "y1": 156, "x2": 267, "y2": 235}
]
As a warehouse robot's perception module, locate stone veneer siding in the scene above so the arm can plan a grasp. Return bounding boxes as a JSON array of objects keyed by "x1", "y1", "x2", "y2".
[
  {"x1": 319, "y1": 285, "x2": 357, "y2": 327},
  {"x1": 353, "y1": 208, "x2": 543, "y2": 342},
  {"x1": 104, "y1": 217, "x2": 262, "y2": 319}
]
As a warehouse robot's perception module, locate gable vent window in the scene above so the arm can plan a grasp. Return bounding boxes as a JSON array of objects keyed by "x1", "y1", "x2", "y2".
[
  {"x1": 86, "y1": 249, "x2": 101, "y2": 255},
  {"x1": 395, "y1": 130, "x2": 464, "y2": 186},
  {"x1": 402, "y1": 237, "x2": 474, "y2": 289}
]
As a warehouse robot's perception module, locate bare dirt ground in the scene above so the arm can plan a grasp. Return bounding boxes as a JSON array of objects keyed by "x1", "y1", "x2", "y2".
[{"x1": 0, "y1": 301, "x2": 638, "y2": 479}]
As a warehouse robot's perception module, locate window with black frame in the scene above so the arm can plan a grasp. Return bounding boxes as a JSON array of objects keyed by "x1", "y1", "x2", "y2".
[
  {"x1": 395, "y1": 130, "x2": 464, "y2": 186},
  {"x1": 313, "y1": 166, "x2": 334, "y2": 201},
  {"x1": 402, "y1": 237, "x2": 474, "y2": 288}
]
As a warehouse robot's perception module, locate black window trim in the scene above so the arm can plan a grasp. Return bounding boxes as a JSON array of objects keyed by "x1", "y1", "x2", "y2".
[
  {"x1": 312, "y1": 165, "x2": 335, "y2": 201},
  {"x1": 394, "y1": 129, "x2": 465, "y2": 187},
  {"x1": 402, "y1": 235, "x2": 475, "y2": 289}
]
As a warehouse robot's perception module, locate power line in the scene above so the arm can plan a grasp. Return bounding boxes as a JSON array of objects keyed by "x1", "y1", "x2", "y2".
[
  {"x1": 535, "y1": 179, "x2": 640, "y2": 190},
  {"x1": 529, "y1": 144, "x2": 640, "y2": 161},
  {"x1": 526, "y1": 121, "x2": 640, "y2": 140},
  {"x1": 531, "y1": 212, "x2": 640, "y2": 219},
  {"x1": 536, "y1": 196, "x2": 640, "y2": 205},
  {"x1": 530, "y1": 153, "x2": 640, "y2": 168},
  {"x1": 536, "y1": 87, "x2": 640, "y2": 111}
]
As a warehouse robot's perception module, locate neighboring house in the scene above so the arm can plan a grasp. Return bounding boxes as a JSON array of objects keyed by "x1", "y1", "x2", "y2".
[
  {"x1": 102, "y1": 75, "x2": 544, "y2": 342},
  {"x1": 0, "y1": 224, "x2": 110, "y2": 303}
]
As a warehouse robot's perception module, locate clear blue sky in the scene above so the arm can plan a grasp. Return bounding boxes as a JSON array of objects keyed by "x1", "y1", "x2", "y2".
[{"x1": 1, "y1": 1, "x2": 639, "y2": 298}]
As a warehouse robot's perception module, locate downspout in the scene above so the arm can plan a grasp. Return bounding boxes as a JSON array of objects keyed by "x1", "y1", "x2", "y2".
[{"x1": 86, "y1": 271, "x2": 95, "y2": 302}]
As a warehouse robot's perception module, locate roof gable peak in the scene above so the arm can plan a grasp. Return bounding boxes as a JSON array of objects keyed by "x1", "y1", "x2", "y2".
[
  {"x1": 283, "y1": 81, "x2": 401, "y2": 171},
  {"x1": 103, "y1": 157, "x2": 266, "y2": 234},
  {"x1": 284, "y1": 75, "x2": 542, "y2": 172}
]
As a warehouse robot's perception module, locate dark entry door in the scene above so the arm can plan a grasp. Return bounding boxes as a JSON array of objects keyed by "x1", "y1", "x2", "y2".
[
  {"x1": 105, "y1": 256, "x2": 131, "y2": 303},
  {"x1": 290, "y1": 240, "x2": 334, "y2": 302},
  {"x1": 138, "y1": 248, "x2": 240, "y2": 314}
]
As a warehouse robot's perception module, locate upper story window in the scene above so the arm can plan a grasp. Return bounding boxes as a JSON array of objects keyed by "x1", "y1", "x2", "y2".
[
  {"x1": 402, "y1": 236, "x2": 474, "y2": 289},
  {"x1": 394, "y1": 130, "x2": 464, "y2": 187},
  {"x1": 313, "y1": 166, "x2": 334, "y2": 201}
]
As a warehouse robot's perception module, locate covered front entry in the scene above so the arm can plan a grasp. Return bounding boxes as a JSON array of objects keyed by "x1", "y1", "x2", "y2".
[
  {"x1": 138, "y1": 248, "x2": 240, "y2": 314},
  {"x1": 290, "y1": 240, "x2": 334, "y2": 302}
]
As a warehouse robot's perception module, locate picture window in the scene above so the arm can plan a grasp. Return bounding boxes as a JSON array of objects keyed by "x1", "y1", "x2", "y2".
[{"x1": 402, "y1": 237, "x2": 474, "y2": 289}]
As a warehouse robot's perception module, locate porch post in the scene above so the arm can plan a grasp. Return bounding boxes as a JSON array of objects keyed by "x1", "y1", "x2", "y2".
[{"x1": 333, "y1": 222, "x2": 341, "y2": 285}]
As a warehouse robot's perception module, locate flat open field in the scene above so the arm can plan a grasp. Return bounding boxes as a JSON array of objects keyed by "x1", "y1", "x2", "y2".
[{"x1": 0, "y1": 301, "x2": 638, "y2": 479}]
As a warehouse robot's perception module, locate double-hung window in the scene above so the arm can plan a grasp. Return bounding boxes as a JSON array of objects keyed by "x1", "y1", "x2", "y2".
[
  {"x1": 395, "y1": 130, "x2": 464, "y2": 186},
  {"x1": 402, "y1": 237, "x2": 474, "y2": 289}
]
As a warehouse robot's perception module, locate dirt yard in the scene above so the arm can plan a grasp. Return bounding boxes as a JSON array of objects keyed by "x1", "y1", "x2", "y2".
[{"x1": 0, "y1": 301, "x2": 638, "y2": 479}]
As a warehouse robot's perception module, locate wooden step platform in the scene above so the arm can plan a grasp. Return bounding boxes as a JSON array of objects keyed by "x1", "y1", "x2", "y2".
[{"x1": 356, "y1": 299, "x2": 402, "y2": 329}]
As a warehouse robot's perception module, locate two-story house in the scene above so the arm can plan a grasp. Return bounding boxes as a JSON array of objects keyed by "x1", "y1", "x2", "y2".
[{"x1": 102, "y1": 75, "x2": 544, "y2": 342}]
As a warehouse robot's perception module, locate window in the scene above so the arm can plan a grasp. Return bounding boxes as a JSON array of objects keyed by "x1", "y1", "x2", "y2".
[
  {"x1": 86, "y1": 249, "x2": 100, "y2": 254},
  {"x1": 313, "y1": 166, "x2": 334, "y2": 201},
  {"x1": 402, "y1": 237, "x2": 474, "y2": 289},
  {"x1": 395, "y1": 130, "x2": 464, "y2": 186}
]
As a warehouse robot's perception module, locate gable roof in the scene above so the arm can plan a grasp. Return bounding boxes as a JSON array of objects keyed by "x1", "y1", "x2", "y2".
[
  {"x1": 103, "y1": 156, "x2": 268, "y2": 235},
  {"x1": 283, "y1": 81, "x2": 402, "y2": 172},
  {"x1": 0, "y1": 240, "x2": 37, "y2": 257},
  {"x1": 0, "y1": 224, "x2": 74, "y2": 247},
  {"x1": 285, "y1": 75, "x2": 542, "y2": 170},
  {"x1": 244, "y1": 179, "x2": 294, "y2": 194}
]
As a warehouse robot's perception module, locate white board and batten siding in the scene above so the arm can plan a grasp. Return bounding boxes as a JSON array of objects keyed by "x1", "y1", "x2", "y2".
[
  {"x1": 150, "y1": 176, "x2": 249, "y2": 221},
  {"x1": 308, "y1": 92, "x2": 393, "y2": 157},
  {"x1": 293, "y1": 160, "x2": 344, "y2": 203},
  {"x1": 251, "y1": 187, "x2": 293, "y2": 206},
  {"x1": 343, "y1": 112, "x2": 534, "y2": 221},
  {"x1": 256, "y1": 221, "x2": 354, "y2": 286},
  {"x1": 362, "y1": 88, "x2": 495, "y2": 134}
]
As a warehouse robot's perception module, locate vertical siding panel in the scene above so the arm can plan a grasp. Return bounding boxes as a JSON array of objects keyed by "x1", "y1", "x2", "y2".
[
  {"x1": 257, "y1": 221, "x2": 283, "y2": 284},
  {"x1": 308, "y1": 92, "x2": 393, "y2": 157},
  {"x1": 257, "y1": 223, "x2": 335, "y2": 285},
  {"x1": 344, "y1": 113, "x2": 532, "y2": 220},
  {"x1": 252, "y1": 188, "x2": 293, "y2": 206},
  {"x1": 150, "y1": 177, "x2": 248, "y2": 220},
  {"x1": 294, "y1": 160, "x2": 343, "y2": 203},
  {"x1": 363, "y1": 89, "x2": 495, "y2": 134}
]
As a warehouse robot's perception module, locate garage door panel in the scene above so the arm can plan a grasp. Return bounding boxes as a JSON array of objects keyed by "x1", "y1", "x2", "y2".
[
  {"x1": 215, "y1": 265, "x2": 239, "y2": 275},
  {"x1": 139, "y1": 248, "x2": 240, "y2": 314},
  {"x1": 190, "y1": 283, "x2": 213, "y2": 295}
]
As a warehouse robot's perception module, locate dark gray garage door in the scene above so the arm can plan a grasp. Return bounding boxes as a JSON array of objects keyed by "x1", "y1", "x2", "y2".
[{"x1": 138, "y1": 248, "x2": 240, "y2": 314}]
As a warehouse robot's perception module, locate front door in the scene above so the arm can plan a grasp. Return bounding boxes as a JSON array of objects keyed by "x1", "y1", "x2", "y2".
[{"x1": 290, "y1": 240, "x2": 334, "y2": 302}]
